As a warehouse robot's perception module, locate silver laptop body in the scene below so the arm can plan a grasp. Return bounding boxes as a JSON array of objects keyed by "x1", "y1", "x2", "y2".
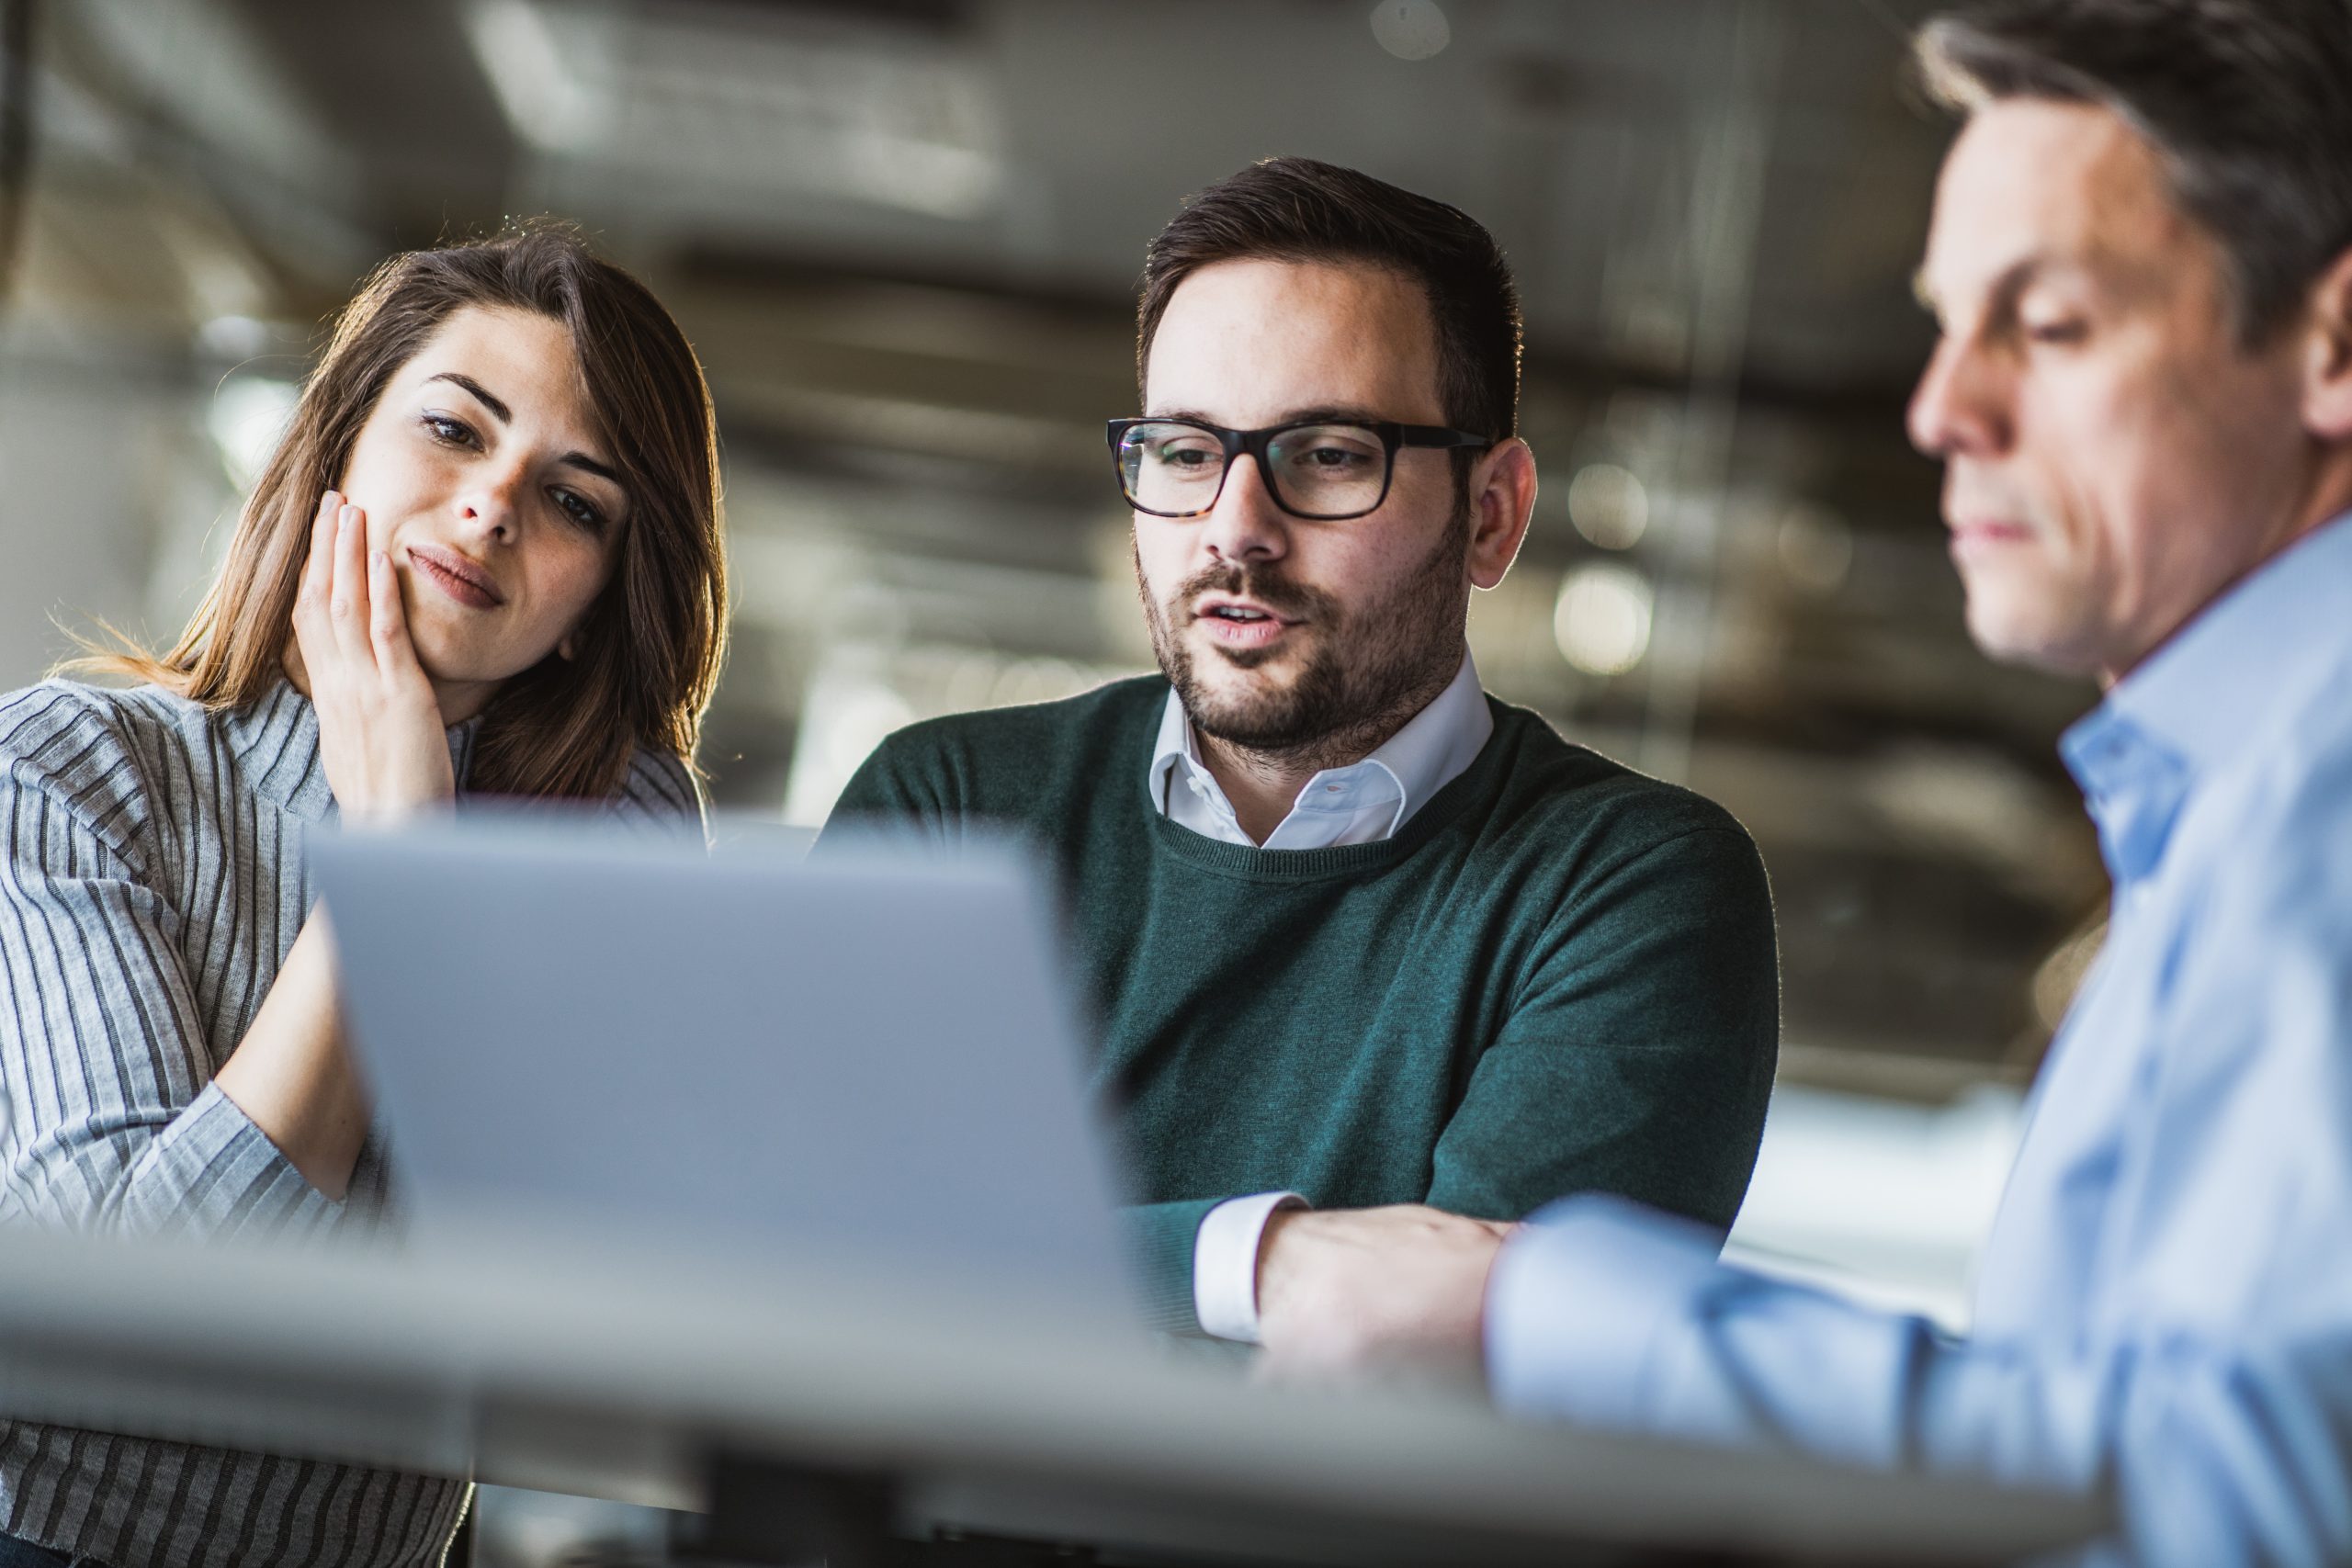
[{"x1": 309, "y1": 820, "x2": 1137, "y2": 1324}]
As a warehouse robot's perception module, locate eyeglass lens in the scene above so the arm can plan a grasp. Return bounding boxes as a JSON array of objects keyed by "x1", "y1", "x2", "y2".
[{"x1": 1117, "y1": 423, "x2": 1391, "y2": 518}]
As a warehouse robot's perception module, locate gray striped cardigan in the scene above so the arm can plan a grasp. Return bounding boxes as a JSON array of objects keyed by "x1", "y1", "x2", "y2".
[{"x1": 0, "y1": 677, "x2": 700, "y2": 1567}]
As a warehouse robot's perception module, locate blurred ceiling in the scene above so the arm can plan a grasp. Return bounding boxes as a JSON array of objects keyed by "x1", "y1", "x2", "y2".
[
  {"x1": 0, "y1": 0, "x2": 2109, "y2": 1094},
  {"x1": 49, "y1": 0, "x2": 1961, "y2": 393}
]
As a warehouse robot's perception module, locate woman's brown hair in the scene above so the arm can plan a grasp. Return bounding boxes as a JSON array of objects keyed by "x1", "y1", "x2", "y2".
[{"x1": 84, "y1": 221, "x2": 728, "y2": 800}]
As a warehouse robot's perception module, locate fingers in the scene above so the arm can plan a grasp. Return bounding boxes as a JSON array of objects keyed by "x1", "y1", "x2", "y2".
[
  {"x1": 294, "y1": 491, "x2": 338, "y2": 626},
  {"x1": 367, "y1": 547, "x2": 417, "y2": 672},
  {"x1": 296, "y1": 491, "x2": 397, "y2": 684},
  {"x1": 329, "y1": 501, "x2": 376, "y2": 671},
  {"x1": 290, "y1": 491, "x2": 342, "y2": 673}
]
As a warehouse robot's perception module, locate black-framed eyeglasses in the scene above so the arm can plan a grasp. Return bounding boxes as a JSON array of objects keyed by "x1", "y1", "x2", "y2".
[{"x1": 1106, "y1": 417, "x2": 1491, "y2": 522}]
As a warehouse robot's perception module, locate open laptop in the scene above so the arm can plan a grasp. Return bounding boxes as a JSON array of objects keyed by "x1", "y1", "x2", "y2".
[{"x1": 308, "y1": 818, "x2": 1139, "y2": 1325}]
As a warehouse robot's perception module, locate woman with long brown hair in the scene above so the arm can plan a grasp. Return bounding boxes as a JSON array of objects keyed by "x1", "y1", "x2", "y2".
[{"x1": 0, "y1": 223, "x2": 728, "y2": 1568}]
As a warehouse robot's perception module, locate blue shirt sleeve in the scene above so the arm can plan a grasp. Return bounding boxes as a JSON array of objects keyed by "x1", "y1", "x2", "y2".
[
  {"x1": 1490, "y1": 1202, "x2": 2352, "y2": 1568},
  {"x1": 1486, "y1": 1199, "x2": 1946, "y2": 1473}
]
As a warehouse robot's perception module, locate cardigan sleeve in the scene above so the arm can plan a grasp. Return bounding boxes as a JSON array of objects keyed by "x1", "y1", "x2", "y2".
[{"x1": 0, "y1": 687, "x2": 343, "y2": 1239}]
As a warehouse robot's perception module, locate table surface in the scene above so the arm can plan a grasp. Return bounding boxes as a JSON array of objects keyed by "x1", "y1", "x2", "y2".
[{"x1": 0, "y1": 1219, "x2": 2108, "y2": 1566}]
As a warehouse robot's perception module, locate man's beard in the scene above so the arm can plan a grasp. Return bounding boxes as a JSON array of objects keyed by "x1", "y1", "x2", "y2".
[{"x1": 1138, "y1": 495, "x2": 1473, "y2": 766}]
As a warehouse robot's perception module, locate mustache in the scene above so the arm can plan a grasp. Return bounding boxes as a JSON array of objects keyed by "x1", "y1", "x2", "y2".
[{"x1": 1172, "y1": 562, "x2": 1336, "y2": 622}]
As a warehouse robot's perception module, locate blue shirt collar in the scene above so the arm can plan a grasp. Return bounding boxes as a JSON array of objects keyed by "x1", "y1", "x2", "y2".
[{"x1": 2062, "y1": 509, "x2": 2352, "y2": 887}]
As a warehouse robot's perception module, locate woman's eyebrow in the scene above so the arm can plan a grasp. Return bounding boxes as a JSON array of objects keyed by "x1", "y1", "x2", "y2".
[
  {"x1": 560, "y1": 453, "x2": 621, "y2": 484},
  {"x1": 426, "y1": 371, "x2": 621, "y2": 485},
  {"x1": 426, "y1": 372, "x2": 510, "y2": 423}
]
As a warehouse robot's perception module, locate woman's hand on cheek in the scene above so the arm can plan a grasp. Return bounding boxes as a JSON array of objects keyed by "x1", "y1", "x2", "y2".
[{"x1": 291, "y1": 491, "x2": 457, "y2": 825}]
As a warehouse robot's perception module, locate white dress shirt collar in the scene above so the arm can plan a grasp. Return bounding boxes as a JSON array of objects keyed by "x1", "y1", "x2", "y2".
[{"x1": 1148, "y1": 650, "x2": 1492, "y2": 851}]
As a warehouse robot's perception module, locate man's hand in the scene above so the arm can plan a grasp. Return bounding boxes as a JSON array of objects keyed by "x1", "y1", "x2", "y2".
[{"x1": 1253, "y1": 1204, "x2": 1512, "y2": 1385}]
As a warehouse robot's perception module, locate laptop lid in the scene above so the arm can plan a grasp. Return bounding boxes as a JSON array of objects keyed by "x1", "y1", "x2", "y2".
[{"x1": 310, "y1": 820, "x2": 1137, "y2": 1324}]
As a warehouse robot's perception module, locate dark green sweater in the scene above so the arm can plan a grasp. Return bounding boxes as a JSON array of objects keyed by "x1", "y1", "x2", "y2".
[{"x1": 824, "y1": 676, "x2": 1779, "y2": 1332}]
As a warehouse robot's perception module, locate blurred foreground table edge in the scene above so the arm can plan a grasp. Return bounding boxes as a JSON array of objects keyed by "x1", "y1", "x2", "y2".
[{"x1": 0, "y1": 1222, "x2": 2107, "y2": 1566}]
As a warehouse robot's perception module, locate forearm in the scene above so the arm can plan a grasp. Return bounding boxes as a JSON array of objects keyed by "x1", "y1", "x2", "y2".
[
  {"x1": 212, "y1": 910, "x2": 371, "y2": 1200},
  {"x1": 1255, "y1": 1203, "x2": 1508, "y2": 1378}
]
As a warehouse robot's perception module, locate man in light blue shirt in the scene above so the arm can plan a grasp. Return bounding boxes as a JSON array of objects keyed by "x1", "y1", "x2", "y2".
[{"x1": 1250, "y1": 4, "x2": 2352, "y2": 1562}]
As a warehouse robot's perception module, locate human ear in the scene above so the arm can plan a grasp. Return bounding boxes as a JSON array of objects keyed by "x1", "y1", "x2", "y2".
[
  {"x1": 1466, "y1": 438, "x2": 1537, "y2": 591},
  {"x1": 2299, "y1": 246, "x2": 2352, "y2": 442}
]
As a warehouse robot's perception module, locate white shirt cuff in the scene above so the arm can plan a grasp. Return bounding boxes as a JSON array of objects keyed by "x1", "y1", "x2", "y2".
[{"x1": 1193, "y1": 1191, "x2": 1307, "y2": 1342}]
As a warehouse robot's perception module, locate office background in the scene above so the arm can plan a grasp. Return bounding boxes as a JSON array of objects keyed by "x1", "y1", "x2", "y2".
[{"x1": 0, "y1": 0, "x2": 2099, "y2": 1338}]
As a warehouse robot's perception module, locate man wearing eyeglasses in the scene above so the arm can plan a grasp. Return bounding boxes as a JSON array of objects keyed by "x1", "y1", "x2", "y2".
[{"x1": 824, "y1": 157, "x2": 1779, "y2": 1348}]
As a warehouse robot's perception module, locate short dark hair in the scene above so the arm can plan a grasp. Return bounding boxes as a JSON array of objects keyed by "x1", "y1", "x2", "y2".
[
  {"x1": 1136, "y1": 157, "x2": 1522, "y2": 442},
  {"x1": 1917, "y1": 0, "x2": 2352, "y2": 346}
]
